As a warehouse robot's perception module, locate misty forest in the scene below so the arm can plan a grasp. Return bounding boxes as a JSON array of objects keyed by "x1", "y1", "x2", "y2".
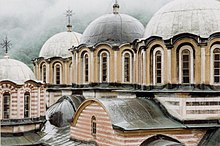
[{"x1": 0, "y1": 0, "x2": 172, "y2": 69}]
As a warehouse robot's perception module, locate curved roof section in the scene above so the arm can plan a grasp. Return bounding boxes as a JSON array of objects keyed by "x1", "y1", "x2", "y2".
[
  {"x1": 39, "y1": 31, "x2": 82, "y2": 59},
  {"x1": 47, "y1": 95, "x2": 85, "y2": 127},
  {"x1": 77, "y1": 98, "x2": 184, "y2": 131},
  {"x1": 80, "y1": 13, "x2": 144, "y2": 45},
  {"x1": 144, "y1": 0, "x2": 220, "y2": 39},
  {"x1": 0, "y1": 58, "x2": 35, "y2": 84},
  {"x1": 200, "y1": 128, "x2": 220, "y2": 146}
]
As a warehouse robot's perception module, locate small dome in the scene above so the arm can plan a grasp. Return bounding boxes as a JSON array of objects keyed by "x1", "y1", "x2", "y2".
[
  {"x1": 0, "y1": 58, "x2": 35, "y2": 84},
  {"x1": 81, "y1": 13, "x2": 144, "y2": 45},
  {"x1": 144, "y1": 0, "x2": 220, "y2": 39},
  {"x1": 39, "y1": 31, "x2": 82, "y2": 59}
]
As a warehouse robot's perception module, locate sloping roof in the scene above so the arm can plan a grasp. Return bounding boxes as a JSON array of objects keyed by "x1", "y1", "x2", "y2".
[
  {"x1": 145, "y1": 139, "x2": 183, "y2": 146},
  {"x1": 97, "y1": 98, "x2": 184, "y2": 131}
]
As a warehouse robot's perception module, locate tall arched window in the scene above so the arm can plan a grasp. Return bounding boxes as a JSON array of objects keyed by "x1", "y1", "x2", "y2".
[
  {"x1": 91, "y1": 116, "x2": 96, "y2": 137},
  {"x1": 140, "y1": 51, "x2": 144, "y2": 84},
  {"x1": 99, "y1": 51, "x2": 109, "y2": 82},
  {"x1": 213, "y1": 48, "x2": 220, "y2": 83},
  {"x1": 69, "y1": 63, "x2": 73, "y2": 84},
  {"x1": 41, "y1": 64, "x2": 46, "y2": 83},
  {"x1": 153, "y1": 47, "x2": 164, "y2": 85},
  {"x1": 3, "y1": 92, "x2": 10, "y2": 119},
  {"x1": 54, "y1": 63, "x2": 62, "y2": 84},
  {"x1": 83, "y1": 54, "x2": 89, "y2": 83},
  {"x1": 122, "y1": 52, "x2": 133, "y2": 83},
  {"x1": 179, "y1": 46, "x2": 194, "y2": 84},
  {"x1": 24, "y1": 92, "x2": 30, "y2": 118}
]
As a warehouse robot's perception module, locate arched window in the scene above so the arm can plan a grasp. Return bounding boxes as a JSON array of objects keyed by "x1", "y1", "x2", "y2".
[
  {"x1": 99, "y1": 51, "x2": 109, "y2": 82},
  {"x1": 91, "y1": 116, "x2": 96, "y2": 137},
  {"x1": 213, "y1": 48, "x2": 220, "y2": 83},
  {"x1": 140, "y1": 51, "x2": 144, "y2": 84},
  {"x1": 153, "y1": 48, "x2": 164, "y2": 85},
  {"x1": 54, "y1": 63, "x2": 62, "y2": 84},
  {"x1": 24, "y1": 92, "x2": 30, "y2": 118},
  {"x1": 83, "y1": 54, "x2": 89, "y2": 83},
  {"x1": 179, "y1": 46, "x2": 194, "y2": 84},
  {"x1": 122, "y1": 52, "x2": 133, "y2": 83},
  {"x1": 3, "y1": 92, "x2": 10, "y2": 119},
  {"x1": 124, "y1": 53, "x2": 130, "y2": 82},
  {"x1": 41, "y1": 64, "x2": 46, "y2": 83},
  {"x1": 69, "y1": 63, "x2": 73, "y2": 84}
]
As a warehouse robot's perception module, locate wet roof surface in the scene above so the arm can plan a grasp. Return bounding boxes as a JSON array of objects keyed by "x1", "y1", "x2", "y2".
[
  {"x1": 200, "y1": 128, "x2": 220, "y2": 146},
  {"x1": 80, "y1": 13, "x2": 144, "y2": 45},
  {"x1": 98, "y1": 97, "x2": 185, "y2": 131},
  {"x1": 146, "y1": 139, "x2": 183, "y2": 146}
]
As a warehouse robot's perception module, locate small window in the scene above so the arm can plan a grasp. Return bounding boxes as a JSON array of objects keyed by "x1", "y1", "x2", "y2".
[
  {"x1": 182, "y1": 49, "x2": 190, "y2": 83},
  {"x1": 3, "y1": 92, "x2": 10, "y2": 119},
  {"x1": 155, "y1": 51, "x2": 162, "y2": 84},
  {"x1": 91, "y1": 116, "x2": 96, "y2": 137},
  {"x1": 101, "y1": 52, "x2": 108, "y2": 82},
  {"x1": 24, "y1": 92, "x2": 30, "y2": 118},
  {"x1": 213, "y1": 48, "x2": 220, "y2": 83},
  {"x1": 124, "y1": 53, "x2": 130, "y2": 82},
  {"x1": 85, "y1": 54, "x2": 89, "y2": 82},
  {"x1": 42, "y1": 65, "x2": 46, "y2": 82},
  {"x1": 55, "y1": 64, "x2": 61, "y2": 84}
]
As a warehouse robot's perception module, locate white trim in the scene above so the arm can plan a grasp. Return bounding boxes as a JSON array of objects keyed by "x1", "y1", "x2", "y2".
[
  {"x1": 121, "y1": 51, "x2": 133, "y2": 83},
  {"x1": 167, "y1": 49, "x2": 172, "y2": 82},
  {"x1": 53, "y1": 63, "x2": 62, "y2": 84},
  {"x1": 179, "y1": 45, "x2": 194, "y2": 84},
  {"x1": 210, "y1": 44, "x2": 220, "y2": 85},
  {"x1": 114, "y1": 51, "x2": 117, "y2": 82},
  {"x1": 201, "y1": 47, "x2": 206, "y2": 83},
  {"x1": 153, "y1": 47, "x2": 164, "y2": 85},
  {"x1": 99, "y1": 51, "x2": 110, "y2": 82}
]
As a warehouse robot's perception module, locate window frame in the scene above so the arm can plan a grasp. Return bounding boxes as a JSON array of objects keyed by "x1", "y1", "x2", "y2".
[
  {"x1": 91, "y1": 116, "x2": 96, "y2": 138},
  {"x1": 99, "y1": 51, "x2": 110, "y2": 83},
  {"x1": 122, "y1": 51, "x2": 133, "y2": 83},
  {"x1": 210, "y1": 44, "x2": 220, "y2": 85},
  {"x1": 3, "y1": 92, "x2": 10, "y2": 119},
  {"x1": 24, "y1": 92, "x2": 30, "y2": 118},
  {"x1": 153, "y1": 47, "x2": 164, "y2": 85},
  {"x1": 53, "y1": 63, "x2": 62, "y2": 84}
]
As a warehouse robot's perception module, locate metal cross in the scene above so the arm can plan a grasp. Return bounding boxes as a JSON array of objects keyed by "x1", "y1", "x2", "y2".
[
  {"x1": 66, "y1": 10, "x2": 72, "y2": 25},
  {"x1": 1, "y1": 36, "x2": 12, "y2": 54}
]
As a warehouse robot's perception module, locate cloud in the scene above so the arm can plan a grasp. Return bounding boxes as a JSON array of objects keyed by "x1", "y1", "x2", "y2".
[{"x1": 0, "y1": 0, "x2": 172, "y2": 68}]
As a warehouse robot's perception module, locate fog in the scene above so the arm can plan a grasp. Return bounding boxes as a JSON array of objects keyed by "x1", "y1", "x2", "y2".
[{"x1": 0, "y1": 0, "x2": 172, "y2": 67}]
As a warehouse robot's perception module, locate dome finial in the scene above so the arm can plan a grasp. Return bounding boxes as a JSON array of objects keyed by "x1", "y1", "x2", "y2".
[
  {"x1": 66, "y1": 9, "x2": 73, "y2": 32},
  {"x1": 1, "y1": 35, "x2": 11, "y2": 59},
  {"x1": 113, "y1": 0, "x2": 120, "y2": 14}
]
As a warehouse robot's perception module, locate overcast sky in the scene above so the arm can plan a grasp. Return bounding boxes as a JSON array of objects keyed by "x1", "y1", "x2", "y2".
[{"x1": 0, "y1": 0, "x2": 172, "y2": 66}]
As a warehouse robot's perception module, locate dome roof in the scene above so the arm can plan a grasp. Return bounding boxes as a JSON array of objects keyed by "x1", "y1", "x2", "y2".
[
  {"x1": 144, "y1": 0, "x2": 220, "y2": 39},
  {"x1": 39, "y1": 31, "x2": 82, "y2": 59},
  {"x1": 0, "y1": 58, "x2": 35, "y2": 84},
  {"x1": 81, "y1": 12, "x2": 144, "y2": 45}
]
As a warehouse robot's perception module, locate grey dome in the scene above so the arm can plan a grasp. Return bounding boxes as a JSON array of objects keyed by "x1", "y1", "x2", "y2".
[
  {"x1": 144, "y1": 0, "x2": 220, "y2": 39},
  {"x1": 0, "y1": 58, "x2": 35, "y2": 84},
  {"x1": 39, "y1": 31, "x2": 82, "y2": 59},
  {"x1": 46, "y1": 95, "x2": 85, "y2": 127},
  {"x1": 81, "y1": 13, "x2": 144, "y2": 45}
]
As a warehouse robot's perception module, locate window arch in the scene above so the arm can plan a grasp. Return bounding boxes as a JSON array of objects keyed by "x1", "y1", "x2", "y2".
[
  {"x1": 91, "y1": 116, "x2": 96, "y2": 137},
  {"x1": 3, "y1": 92, "x2": 10, "y2": 119},
  {"x1": 179, "y1": 46, "x2": 194, "y2": 84},
  {"x1": 40, "y1": 63, "x2": 46, "y2": 83},
  {"x1": 24, "y1": 92, "x2": 30, "y2": 118},
  {"x1": 82, "y1": 53, "x2": 89, "y2": 83},
  {"x1": 69, "y1": 63, "x2": 73, "y2": 84},
  {"x1": 211, "y1": 45, "x2": 220, "y2": 84},
  {"x1": 122, "y1": 51, "x2": 133, "y2": 83},
  {"x1": 153, "y1": 47, "x2": 164, "y2": 85},
  {"x1": 53, "y1": 63, "x2": 62, "y2": 84},
  {"x1": 99, "y1": 51, "x2": 110, "y2": 82}
]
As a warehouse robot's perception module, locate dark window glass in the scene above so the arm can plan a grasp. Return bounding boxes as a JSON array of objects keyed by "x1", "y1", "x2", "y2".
[
  {"x1": 91, "y1": 116, "x2": 96, "y2": 137},
  {"x1": 214, "y1": 48, "x2": 220, "y2": 83},
  {"x1": 3, "y1": 93, "x2": 10, "y2": 119},
  {"x1": 182, "y1": 50, "x2": 190, "y2": 83},
  {"x1": 85, "y1": 54, "x2": 89, "y2": 82},
  {"x1": 155, "y1": 51, "x2": 162, "y2": 84},
  {"x1": 24, "y1": 92, "x2": 30, "y2": 118},
  {"x1": 101, "y1": 53, "x2": 108, "y2": 82},
  {"x1": 55, "y1": 65, "x2": 61, "y2": 84},
  {"x1": 124, "y1": 53, "x2": 130, "y2": 82}
]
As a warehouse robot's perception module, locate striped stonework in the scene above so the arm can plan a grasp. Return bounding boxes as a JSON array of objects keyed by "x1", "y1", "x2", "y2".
[{"x1": 71, "y1": 99, "x2": 207, "y2": 146}]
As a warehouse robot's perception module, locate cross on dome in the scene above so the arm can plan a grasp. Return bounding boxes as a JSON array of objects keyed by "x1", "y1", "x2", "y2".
[
  {"x1": 1, "y1": 36, "x2": 11, "y2": 58},
  {"x1": 113, "y1": 0, "x2": 120, "y2": 14},
  {"x1": 66, "y1": 9, "x2": 73, "y2": 32}
]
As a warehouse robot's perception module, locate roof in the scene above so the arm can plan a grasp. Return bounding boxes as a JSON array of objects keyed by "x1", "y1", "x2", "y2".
[
  {"x1": 47, "y1": 95, "x2": 85, "y2": 127},
  {"x1": 145, "y1": 139, "x2": 182, "y2": 146},
  {"x1": 80, "y1": 13, "x2": 144, "y2": 46},
  {"x1": 144, "y1": 0, "x2": 220, "y2": 39},
  {"x1": 0, "y1": 58, "x2": 36, "y2": 84},
  {"x1": 84, "y1": 98, "x2": 185, "y2": 131},
  {"x1": 200, "y1": 128, "x2": 220, "y2": 146},
  {"x1": 39, "y1": 31, "x2": 82, "y2": 59}
]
